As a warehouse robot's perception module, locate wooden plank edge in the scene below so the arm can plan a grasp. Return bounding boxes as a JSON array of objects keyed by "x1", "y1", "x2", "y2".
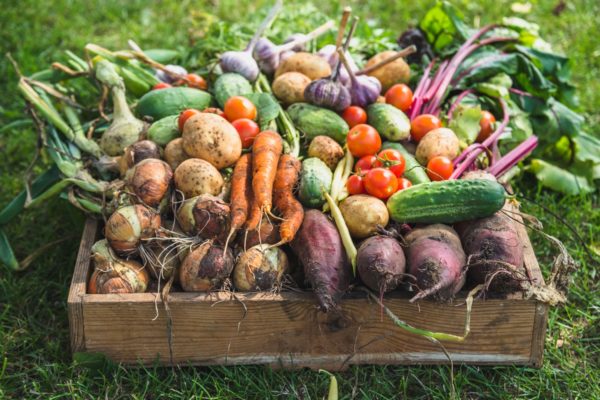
[
  {"x1": 529, "y1": 302, "x2": 549, "y2": 367},
  {"x1": 68, "y1": 218, "x2": 98, "y2": 354}
]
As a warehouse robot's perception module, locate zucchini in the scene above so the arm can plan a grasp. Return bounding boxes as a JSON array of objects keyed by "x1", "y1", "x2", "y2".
[
  {"x1": 213, "y1": 73, "x2": 253, "y2": 108},
  {"x1": 298, "y1": 158, "x2": 333, "y2": 208},
  {"x1": 387, "y1": 179, "x2": 506, "y2": 224},
  {"x1": 147, "y1": 115, "x2": 180, "y2": 146},
  {"x1": 367, "y1": 103, "x2": 410, "y2": 141},
  {"x1": 381, "y1": 142, "x2": 430, "y2": 184},
  {"x1": 287, "y1": 103, "x2": 349, "y2": 143},
  {"x1": 137, "y1": 87, "x2": 212, "y2": 120}
]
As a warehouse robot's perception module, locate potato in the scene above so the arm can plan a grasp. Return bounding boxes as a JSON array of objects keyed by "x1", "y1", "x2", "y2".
[
  {"x1": 339, "y1": 195, "x2": 389, "y2": 239},
  {"x1": 182, "y1": 113, "x2": 241, "y2": 169},
  {"x1": 272, "y1": 72, "x2": 311, "y2": 105},
  {"x1": 174, "y1": 158, "x2": 224, "y2": 199},
  {"x1": 307, "y1": 136, "x2": 344, "y2": 170},
  {"x1": 275, "y1": 52, "x2": 332, "y2": 81},
  {"x1": 415, "y1": 127, "x2": 460, "y2": 165},
  {"x1": 365, "y1": 51, "x2": 410, "y2": 91},
  {"x1": 164, "y1": 138, "x2": 189, "y2": 170}
]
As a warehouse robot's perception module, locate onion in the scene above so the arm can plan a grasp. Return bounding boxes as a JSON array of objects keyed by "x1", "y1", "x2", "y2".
[
  {"x1": 118, "y1": 140, "x2": 162, "y2": 175},
  {"x1": 176, "y1": 194, "x2": 230, "y2": 243},
  {"x1": 146, "y1": 242, "x2": 181, "y2": 282},
  {"x1": 233, "y1": 244, "x2": 288, "y2": 291},
  {"x1": 126, "y1": 159, "x2": 173, "y2": 207},
  {"x1": 179, "y1": 241, "x2": 234, "y2": 291},
  {"x1": 88, "y1": 239, "x2": 149, "y2": 294},
  {"x1": 105, "y1": 205, "x2": 161, "y2": 256}
]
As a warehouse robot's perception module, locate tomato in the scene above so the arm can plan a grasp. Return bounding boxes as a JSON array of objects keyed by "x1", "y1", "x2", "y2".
[
  {"x1": 178, "y1": 109, "x2": 201, "y2": 132},
  {"x1": 342, "y1": 106, "x2": 367, "y2": 128},
  {"x1": 224, "y1": 96, "x2": 257, "y2": 122},
  {"x1": 410, "y1": 114, "x2": 442, "y2": 142},
  {"x1": 364, "y1": 168, "x2": 398, "y2": 199},
  {"x1": 153, "y1": 82, "x2": 172, "y2": 90},
  {"x1": 476, "y1": 110, "x2": 496, "y2": 143},
  {"x1": 354, "y1": 155, "x2": 377, "y2": 173},
  {"x1": 385, "y1": 84, "x2": 413, "y2": 112},
  {"x1": 373, "y1": 149, "x2": 406, "y2": 177},
  {"x1": 184, "y1": 73, "x2": 208, "y2": 90},
  {"x1": 231, "y1": 118, "x2": 260, "y2": 148},
  {"x1": 347, "y1": 124, "x2": 382, "y2": 158},
  {"x1": 346, "y1": 175, "x2": 365, "y2": 195},
  {"x1": 396, "y1": 177, "x2": 412, "y2": 191},
  {"x1": 426, "y1": 156, "x2": 454, "y2": 181}
]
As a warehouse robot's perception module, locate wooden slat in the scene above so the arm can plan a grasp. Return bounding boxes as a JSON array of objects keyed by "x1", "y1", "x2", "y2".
[{"x1": 67, "y1": 218, "x2": 97, "y2": 353}]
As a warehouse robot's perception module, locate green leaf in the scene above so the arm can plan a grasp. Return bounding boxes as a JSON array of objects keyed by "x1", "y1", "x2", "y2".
[
  {"x1": 473, "y1": 73, "x2": 513, "y2": 98},
  {"x1": 242, "y1": 93, "x2": 282, "y2": 131},
  {"x1": 418, "y1": 2, "x2": 472, "y2": 54},
  {"x1": 0, "y1": 229, "x2": 19, "y2": 270},
  {"x1": 449, "y1": 104, "x2": 482, "y2": 145},
  {"x1": 528, "y1": 159, "x2": 595, "y2": 195}
]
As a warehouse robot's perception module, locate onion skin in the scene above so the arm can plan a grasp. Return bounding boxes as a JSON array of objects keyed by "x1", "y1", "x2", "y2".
[
  {"x1": 192, "y1": 194, "x2": 231, "y2": 243},
  {"x1": 357, "y1": 236, "x2": 405, "y2": 294},
  {"x1": 126, "y1": 159, "x2": 173, "y2": 207},
  {"x1": 179, "y1": 242, "x2": 234, "y2": 292},
  {"x1": 233, "y1": 244, "x2": 288, "y2": 291},
  {"x1": 147, "y1": 243, "x2": 181, "y2": 282},
  {"x1": 105, "y1": 205, "x2": 161, "y2": 256},
  {"x1": 119, "y1": 140, "x2": 162, "y2": 174},
  {"x1": 89, "y1": 240, "x2": 149, "y2": 294}
]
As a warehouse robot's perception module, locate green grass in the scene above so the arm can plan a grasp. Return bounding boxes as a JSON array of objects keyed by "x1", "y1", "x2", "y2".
[{"x1": 1, "y1": 0, "x2": 598, "y2": 398}]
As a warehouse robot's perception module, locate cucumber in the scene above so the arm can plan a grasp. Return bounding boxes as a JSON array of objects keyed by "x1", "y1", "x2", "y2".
[
  {"x1": 298, "y1": 158, "x2": 333, "y2": 208},
  {"x1": 382, "y1": 142, "x2": 430, "y2": 184},
  {"x1": 136, "y1": 87, "x2": 212, "y2": 121},
  {"x1": 213, "y1": 73, "x2": 253, "y2": 108},
  {"x1": 287, "y1": 103, "x2": 349, "y2": 143},
  {"x1": 367, "y1": 103, "x2": 411, "y2": 141},
  {"x1": 387, "y1": 179, "x2": 506, "y2": 224},
  {"x1": 147, "y1": 115, "x2": 180, "y2": 146}
]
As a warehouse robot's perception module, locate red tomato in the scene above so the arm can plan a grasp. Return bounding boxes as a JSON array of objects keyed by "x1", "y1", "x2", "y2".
[
  {"x1": 354, "y1": 155, "x2": 377, "y2": 173},
  {"x1": 153, "y1": 82, "x2": 172, "y2": 90},
  {"x1": 427, "y1": 156, "x2": 454, "y2": 181},
  {"x1": 373, "y1": 149, "x2": 406, "y2": 177},
  {"x1": 178, "y1": 109, "x2": 201, "y2": 132},
  {"x1": 342, "y1": 106, "x2": 367, "y2": 128},
  {"x1": 411, "y1": 114, "x2": 442, "y2": 142},
  {"x1": 346, "y1": 175, "x2": 365, "y2": 195},
  {"x1": 231, "y1": 118, "x2": 260, "y2": 148},
  {"x1": 184, "y1": 73, "x2": 208, "y2": 90},
  {"x1": 224, "y1": 96, "x2": 257, "y2": 122},
  {"x1": 396, "y1": 177, "x2": 412, "y2": 191},
  {"x1": 347, "y1": 124, "x2": 382, "y2": 158},
  {"x1": 364, "y1": 168, "x2": 398, "y2": 199},
  {"x1": 385, "y1": 84, "x2": 413, "y2": 112},
  {"x1": 476, "y1": 110, "x2": 496, "y2": 143}
]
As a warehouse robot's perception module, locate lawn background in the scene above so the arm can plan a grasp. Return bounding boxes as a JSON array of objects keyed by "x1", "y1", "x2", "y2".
[{"x1": 0, "y1": 0, "x2": 598, "y2": 398}]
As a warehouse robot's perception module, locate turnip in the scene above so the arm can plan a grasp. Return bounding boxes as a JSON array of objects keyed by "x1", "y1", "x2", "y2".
[
  {"x1": 233, "y1": 244, "x2": 289, "y2": 291},
  {"x1": 357, "y1": 235, "x2": 405, "y2": 294},
  {"x1": 290, "y1": 209, "x2": 351, "y2": 312},
  {"x1": 179, "y1": 241, "x2": 234, "y2": 292},
  {"x1": 405, "y1": 224, "x2": 466, "y2": 302}
]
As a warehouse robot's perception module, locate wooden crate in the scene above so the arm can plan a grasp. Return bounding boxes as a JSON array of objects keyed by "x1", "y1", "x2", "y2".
[{"x1": 68, "y1": 217, "x2": 548, "y2": 369}]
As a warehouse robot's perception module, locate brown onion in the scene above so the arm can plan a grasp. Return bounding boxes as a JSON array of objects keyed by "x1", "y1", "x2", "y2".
[
  {"x1": 105, "y1": 205, "x2": 161, "y2": 256},
  {"x1": 179, "y1": 241, "x2": 234, "y2": 291},
  {"x1": 176, "y1": 194, "x2": 230, "y2": 243},
  {"x1": 233, "y1": 244, "x2": 288, "y2": 291},
  {"x1": 118, "y1": 140, "x2": 162, "y2": 175},
  {"x1": 126, "y1": 159, "x2": 173, "y2": 207},
  {"x1": 146, "y1": 242, "x2": 181, "y2": 282},
  {"x1": 88, "y1": 239, "x2": 149, "y2": 294}
]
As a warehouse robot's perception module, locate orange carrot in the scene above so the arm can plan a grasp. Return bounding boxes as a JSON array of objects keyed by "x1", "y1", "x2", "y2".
[
  {"x1": 273, "y1": 154, "x2": 304, "y2": 244},
  {"x1": 251, "y1": 130, "x2": 283, "y2": 216},
  {"x1": 224, "y1": 153, "x2": 252, "y2": 251}
]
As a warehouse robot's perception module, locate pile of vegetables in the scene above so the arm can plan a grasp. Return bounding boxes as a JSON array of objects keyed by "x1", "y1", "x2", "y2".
[{"x1": 2, "y1": 2, "x2": 585, "y2": 323}]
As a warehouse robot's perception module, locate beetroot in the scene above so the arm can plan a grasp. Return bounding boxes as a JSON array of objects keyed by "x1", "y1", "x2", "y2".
[
  {"x1": 456, "y1": 211, "x2": 525, "y2": 293},
  {"x1": 357, "y1": 236, "x2": 405, "y2": 294},
  {"x1": 405, "y1": 224, "x2": 466, "y2": 302},
  {"x1": 291, "y1": 210, "x2": 351, "y2": 312}
]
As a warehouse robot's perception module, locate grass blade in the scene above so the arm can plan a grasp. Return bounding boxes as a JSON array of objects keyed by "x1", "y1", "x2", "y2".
[{"x1": 0, "y1": 228, "x2": 19, "y2": 270}]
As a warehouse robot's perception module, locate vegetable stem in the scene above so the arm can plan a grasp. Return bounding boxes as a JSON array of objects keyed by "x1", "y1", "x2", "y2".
[
  {"x1": 357, "y1": 45, "x2": 417, "y2": 76},
  {"x1": 324, "y1": 191, "x2": 357, "y2": 275},
  {"x1": 246, "y1": 0, "x2": 283, "y2": 52},
  {"x1": 488, "y1": 135, "x2": 538, "y2": 177}
]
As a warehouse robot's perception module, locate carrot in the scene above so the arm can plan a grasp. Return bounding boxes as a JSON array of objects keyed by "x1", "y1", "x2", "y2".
[
  {"x1": 251, "y1": 130, "x2": 283, "y2": 217},
  {"x1": 273, "y1": 154, "x2": 304, "y2": 244},
  {"x1": 224, "y1": 153, "x2": 252, "y2": 251}
]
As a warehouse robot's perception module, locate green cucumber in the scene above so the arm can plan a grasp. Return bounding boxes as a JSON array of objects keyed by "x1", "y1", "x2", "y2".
[
  {"x1": 147, "y1": 115, "x2": 180, "y2": 146},
  {"x1": 137, "y1": 87, "x2": 212, "y2": 121},
  {"x1": 387, "y1": 179, "x2": 506, "y2": 224},
  {"x1": 213, "y1": 73, "x2": 253, "y2": 108},
  {"x1": 381, "y1": 142, "x2": 430, "y2": 184},
  {"x1": 367, "y1": 103, "x2": 410, "y2": 141},
  {"x1": 287, "y1": 103, "x2": 349, "y2": 143},
  {"x1": 298, "y1": 158, "x2": 333, "y2": 208}
]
